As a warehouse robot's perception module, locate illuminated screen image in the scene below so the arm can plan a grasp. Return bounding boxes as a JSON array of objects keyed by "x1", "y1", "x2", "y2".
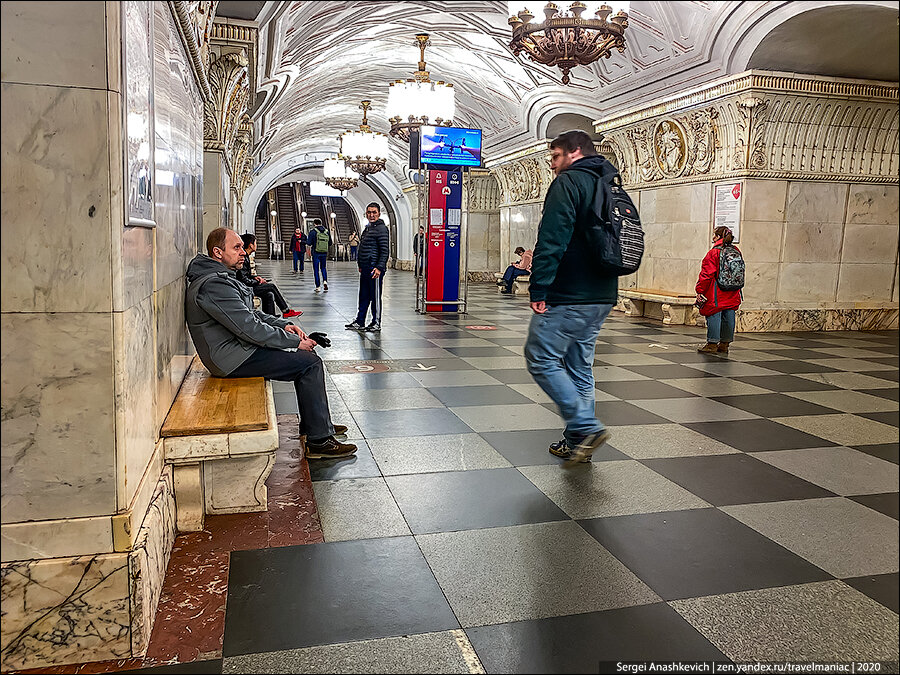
[{"x1": 420, "y1": 126, "x2": 483, "y2": 167}]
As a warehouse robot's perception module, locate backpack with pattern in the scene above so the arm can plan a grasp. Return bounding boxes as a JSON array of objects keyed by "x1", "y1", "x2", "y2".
[{"x1": 716, "y1": 244, "x2": 745, "y2": 291}]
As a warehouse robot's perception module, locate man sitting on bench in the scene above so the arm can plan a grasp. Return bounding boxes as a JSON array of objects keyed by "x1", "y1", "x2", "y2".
[
  {"x1": 237, "y1": 233, "x2": 303, "y2": 319},
  {"x1": 184, "y1": 227, "x2": 356, "y2": 460},
  {"x1": 498, "y1": 246, "x2": 532, "y2": 294}
]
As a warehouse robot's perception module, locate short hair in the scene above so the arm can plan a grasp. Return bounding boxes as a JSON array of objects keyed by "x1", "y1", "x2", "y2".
[
  {"x1": 240, "y1": 233, "x2": 256, "y2": 249},
  {"x1": 549, "y1": 130, "x2": 598, "y2": 157},
  {"x1": 515, "y1": 246, "x2": 525, "y2": 255},
  {"x1": 366, "y1": 202, "x2": 381, "y2": 213},
  {"x1": 206, "y1": 227, "x2": 230, "y2": 256},
  {"x1": 419, "y1": 225, "x2": 425, "y2": 230},
  {"x1": 313, "y1": 218, "x2": 322, "y2": 226}
]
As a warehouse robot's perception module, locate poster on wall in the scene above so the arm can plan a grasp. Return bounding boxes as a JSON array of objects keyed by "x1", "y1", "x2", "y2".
[
  {"x1": 425, "y1": 170, "x2": 463, "y2": 312},
  {"x1": 124, "y1": 1, "x2": 155, "y2": 227},
  {"x1": 713, "y1": 182, "x2": 741, "y2": 242}
]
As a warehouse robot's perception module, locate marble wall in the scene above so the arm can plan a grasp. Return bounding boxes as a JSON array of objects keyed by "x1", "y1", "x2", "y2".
[{"x1": 1, "y1": 1, "x2": 201, "y2": 669}]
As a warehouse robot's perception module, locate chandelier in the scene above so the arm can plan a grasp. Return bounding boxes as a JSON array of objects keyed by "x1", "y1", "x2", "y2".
[
  {"x1": 387, "y1": 34, "x2": 456, "y2": 142},
  {"x1": 323, "y1": 157, "x2": 359, "y2": 192},
  {"x1": 339, "y1": 100, "x2": 389, "y2": 177},
  {"x1": 508, "y1": 2, "x2": 630, "y2": 85}
]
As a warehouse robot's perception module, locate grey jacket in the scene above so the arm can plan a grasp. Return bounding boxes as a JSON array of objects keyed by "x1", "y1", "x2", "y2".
[{"x1": 185, "y1": 253, "x2": 300, "y2": 376}]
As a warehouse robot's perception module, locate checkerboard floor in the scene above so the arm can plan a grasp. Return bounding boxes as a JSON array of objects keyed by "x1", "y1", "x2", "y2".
[{"x1": 143, "y1": 261, "x2": 900, "y2": 673}]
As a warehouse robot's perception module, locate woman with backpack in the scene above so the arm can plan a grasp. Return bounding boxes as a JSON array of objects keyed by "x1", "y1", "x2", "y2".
[{"x1": 695, "y1": 225, "x2": 744, "y2": 354}]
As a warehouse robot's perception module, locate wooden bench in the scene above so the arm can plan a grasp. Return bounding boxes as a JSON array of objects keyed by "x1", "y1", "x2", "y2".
[
  {"x1": 494, "y1": 272, "x2": 531, "y2": 295},
  {"x1": 617, "y1": 288, "x2": 703, "y2": 326},
  {"x1": 161, "y1": 356, "x2": 278, "y2": 532}
]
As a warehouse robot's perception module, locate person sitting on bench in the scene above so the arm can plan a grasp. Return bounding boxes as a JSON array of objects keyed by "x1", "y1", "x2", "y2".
[
  {"x1": 498, "y1": 246, "x2": 533, "y2": 294},
  {"x1": 185, "y1": 228, "x2": 355, "y2": 459},
  {"x1": 237, "y1": 233, "x2": 302, "y2": 318}
]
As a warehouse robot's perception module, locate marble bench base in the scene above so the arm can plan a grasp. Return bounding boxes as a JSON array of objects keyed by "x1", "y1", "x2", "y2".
[
  {"x1": 494, "y1": 272, "x2": 531, "y2": 295},
  {"x1": 164, "y1": 382, "x2": 278, "y2": 532},
  {"x1": 618, "y1": 291, "x2": 700, "y2": 326}
]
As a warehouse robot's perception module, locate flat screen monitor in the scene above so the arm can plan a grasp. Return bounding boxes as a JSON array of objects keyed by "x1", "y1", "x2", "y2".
[{"x1": 420, "y1": 126, "x2": 482, "y2": 168}]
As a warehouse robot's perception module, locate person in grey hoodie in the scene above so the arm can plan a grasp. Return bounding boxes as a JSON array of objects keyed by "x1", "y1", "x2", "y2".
[{"x1": 184, "y1": 227, "x2": 355, "y2": 459}]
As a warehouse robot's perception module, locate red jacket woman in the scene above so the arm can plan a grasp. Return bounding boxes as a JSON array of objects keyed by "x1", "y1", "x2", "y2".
[{"x1": 695, "y1": 226, "x2": 742, "y2": 353}]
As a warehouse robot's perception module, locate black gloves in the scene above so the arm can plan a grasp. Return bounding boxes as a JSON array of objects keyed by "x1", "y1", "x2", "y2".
[{"x1": 308, "y1": 331, "x2": 331, "y2": 348}]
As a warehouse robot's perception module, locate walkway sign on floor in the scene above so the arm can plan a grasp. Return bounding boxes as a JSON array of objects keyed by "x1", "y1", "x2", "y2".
[{"x1": 425, "y1": 169, "x2": 463, "y2": 312}]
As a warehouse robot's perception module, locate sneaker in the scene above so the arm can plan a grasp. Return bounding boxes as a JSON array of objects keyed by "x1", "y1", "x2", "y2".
[
  {"x1": 282, "y1": 309, "x2": 303, "y2": 318},
  {"x1": 323, "y1": 282, "x2": 328, "y2": 291},
  {"x1": 548, "y1": 438, "x2": 573, "y2": 458},
  {"x1": 566, "y1": 429, "x2": 611, "y2": 465},
  {"x1": 345, "y1": 321, "x2": 365, "y2": 330},
  {"x1": 314, "y1": 287, "x2": 321, "y2": 293},
  {"x1": 364, "y1": 323, "x2": 381, "y2": 332},
  {"x1": 496, "y1": 279, "x2": 506, "y2": 286},
  {"x1": 697, "y1": 342, "x2": 718, "y2": 353},
  {"x1": 305, "y1": 436, "x2": 357, "y2": 459}
]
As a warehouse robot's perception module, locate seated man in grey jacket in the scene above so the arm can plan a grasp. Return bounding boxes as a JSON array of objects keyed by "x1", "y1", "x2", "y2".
[{"x1": 184, "y1": 227, "x2": 355, "y2": 459}]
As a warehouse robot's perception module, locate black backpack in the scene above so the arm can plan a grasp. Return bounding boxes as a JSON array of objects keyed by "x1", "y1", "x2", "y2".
[{"x1": 571, "y1": 161, "x2": 644, "y2": 276}]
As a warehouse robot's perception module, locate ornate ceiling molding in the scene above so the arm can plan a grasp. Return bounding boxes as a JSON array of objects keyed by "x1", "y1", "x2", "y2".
[
  {"x1": 204, "y1": 51, "x2": 250, "y2": 172},
  {"x1": 168, "y1": 1, "x2": 218, "y2": 101}
]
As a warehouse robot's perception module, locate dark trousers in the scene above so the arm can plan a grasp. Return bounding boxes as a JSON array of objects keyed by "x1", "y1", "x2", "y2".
[
  {"x1": 254, "y1": 282, "x2": 289, "y2": 316},
  {"x1": 349, "y1": 246, "x2": 358, "y2": 261},
  {"x1": 228, "y1": 348, "x2": 335, "y2": 441},
  {"x1": 355, "y1": 267, "x2": 383, "y2": 325},
  {"x1": 312, "y1": 252, "x2": 328, "y2": 287},
  {"x1": 292, "y1": 248, "x2": 305, "y2": 271},
  {"x1": 502, "y1": 266, "x2": 530, "y2": 291}
]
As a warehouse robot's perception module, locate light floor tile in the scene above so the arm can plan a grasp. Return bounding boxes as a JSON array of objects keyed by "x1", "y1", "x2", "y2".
[
  {"x1": 416, "y1": 521, "x2": 660, "y2": 627},
  {"x1": 592, "y1": 366, "x2": 651, "y2": 381},
  {"x1": 607, "y1": 424, "x2": 740, "y2": 459},
  {"x1": 773, "y1": 413, "x2": 899, "y2": 446},
  {"x1": 660, "y1": 377, "x2": 772, "y2": 397},
  {"x1": 814, "y1": 347, "x2": 894, "y2": 360},
  {"x1": 796, "y1": 371, "x2": 897, "y2": 390},
  {"x1": 785, "y1": 390, "x2": 900, "y2": 413},
  {"x1": 629, "y1": 397, "x2": 758, "y2": 423},
  {"x1": 368, "y1": 434, "x2": 511, "y2": 475},
  {"x1": 449, "y1": 403, "x2": 562, "y2": 432},
  {"x1": 460, "y1": 356, "x2": 527, "y2": 370},
  {"x1": 312, "y1": 478, "x2": 411, "y2": 542},
  {"x1": 340, "y1": 388, "x2": 443, "y2": 411},
  {"x1": 752, "y1": 447, "x2": 899, "y2": 496},
  {"x1": 519, "y1": 460, "x2": 710, "y2": 519},
  {"x1": 722, "y1": 498, "x2": 899, "y2": 577},
  {"x1": 670, "y1": 581, "x2": 899, "y2": 663},
  {"x1": 594, "y1": 353, "x2": 673, "y2": 367},
  {"x1": 508, "y1": 383, "x2": 618, "y2": 405},
  {"x1": 722, "y1": 349, "x2": 791, "y2": 362},
  {"x1": 408, "y1": 370, "x2": 504, "y2": 387},
  {"x1": 806, "y1": 358, "x2": 897, "y2": 372}
]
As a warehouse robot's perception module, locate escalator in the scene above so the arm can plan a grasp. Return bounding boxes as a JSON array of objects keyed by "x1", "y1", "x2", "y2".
[{"x1": 274, "y1": 183, "x2": 299, "y2": 247}]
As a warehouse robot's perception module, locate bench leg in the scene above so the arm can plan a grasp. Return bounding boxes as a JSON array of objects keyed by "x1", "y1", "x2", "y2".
[
  {"x1": 662, "y1": 303, "x2": 692, "y2": 325},
  {"x1": 692, "y1": 307, "x2": 706, "y2": 328},
  {"x1": 203, "y1": 453, "x2": 275, "y2": 515},
  {"x1": 624, "y1": 298, "x2": 644, "y2": 317},
  {"x1": 173, "y1": 463, "x2": 205, "y2": 532},
  {"x1": 615, "y1": 297, "x2": 628, "y2": 313}
]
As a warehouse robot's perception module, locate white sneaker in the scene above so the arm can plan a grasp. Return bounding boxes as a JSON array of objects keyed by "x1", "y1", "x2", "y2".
[{"x1": 314, "y1": 287, "x2": 321, "y2": 293}]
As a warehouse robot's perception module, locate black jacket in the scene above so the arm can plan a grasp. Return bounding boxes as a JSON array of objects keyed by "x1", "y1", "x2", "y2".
[
  {"x1": 413, "y1": 232, "x2": 425, "y2": 256},
  {"x1": 236, "y1": 255, "x2": 259, "y2": 287},
  {"x1": 290, "y1": 232, "x2": 307, "y2": 253},
  {"x1": 358, "y1": 219, "x2": 390, "y2": 272},
  {"x1": 529, "y1": 155, "x2": 619, "y2": 305}
]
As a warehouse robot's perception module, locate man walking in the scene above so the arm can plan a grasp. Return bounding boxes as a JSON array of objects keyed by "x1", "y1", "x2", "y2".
[
  {"x1": 412, "y1": 225, "x2": 425, "y2": 277},
  {"x1": 525, "y1": 130, "x2": 617, "y2": 464},
  {"x1": 185, "y1": 227, "x2": 355, "y2": 459},
  {"x1": 308, "y1": 218, "x2": 331, "y2": 292},
  {"x1": 345, "y1": 203, "x2": 390, "y2": 332}
]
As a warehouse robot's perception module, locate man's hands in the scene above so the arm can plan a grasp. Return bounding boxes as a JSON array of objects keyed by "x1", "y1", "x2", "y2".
[
  {"x1": 371, "y1": 268, "x2": 381, "y2": 279},
  {"x1": 284, "y1": 324, "x2": 307, "y2": 340},
  {"x1": 255, "y1": 276, "x2": 266, "y2": 283},
  {"x1": 530, "y1": 301, "x2": 547, "y2": 314}
]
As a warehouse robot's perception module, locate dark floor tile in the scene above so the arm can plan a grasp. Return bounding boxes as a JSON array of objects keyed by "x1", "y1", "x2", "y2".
[
  {"x1": 759, "y1": 348, "x2": 835, "y2": 360},
  {"x1": 392, "y1": 358, "x2": 476, "y2": 372},
  {"x1": 352, "y1": 408, "x2": 473, "y2": 438},
  {"x1": 710, "y1": 393, "x2": 841, "y2": 417},
  {"x1": 623, "y1": 364, "x2": 717, "y2": 380},
  {"x1": 858, "y1": 410, "x2": 900, "y2": 427},
  {"x1": 483, "y1": 369, "x2": 536, "y2": 384},
  {"x1": 843, "y1": 573, "x2": 900, "y2": 614},
  {"x1": 597, "y1": 334, "x2": 653, "y2": 344},
  {"x1": 857, "y1": 370, "x2": 899, "y2": 383},
  {"x1": 685, "y1": 418, "x2": 836, "y2": 452},
  {"x1": 593, "y1": 400, "x2": 673, "y2": 426},
  {"x1": 428, "y1": 384, "x2": 533, "y2": 407},
  {"x1": 387, "y1": 468, "x2": 568, "y2": 534},
  {"x1": 466, "y1": 603, "x2": 726, "y2": 673},
  {"x1": 656, "y1": 351, "x2": 728, "y2": 364},
  {"x1": 578, "y1": 508, "x2": 832, "y2": 600},
  {"x1": 308, "y1": 442, "x2": 381, "y2": 481},
  {"x1": 733, "y1": 374, "x2": 840, "y2": 392},
  {"x1": 852, "y1": 443, "x2": 899, "y2": 464},
  {"x1": 328, "y1": 372, "x2": 423, "y2": 390},
  {"x1": 442, "y1": 346, "x2": 520, "y2": 357},
  {"x1": 859, "y1": 388, "x2": 900, "y2": 402},
  {"x1": 119, "y1": 661, "x2": 223, "y2": 674},
  {"x1": 859, "y1": 345, "x2": 900, "y2": 355},
  {"x1": 747, "y1": 360, "x2": 840, "y2": 374},
  {"x1": 642, "y1": 454, "x2": 836, "y2": 506},
  {"x1": 484, "y1": 337, "x2": 527, "y2": 346},
  {"x1": 273, "y1": 391, "x2": 298, "y2": 414},
  {"x1": 595, "y1": 380, "x2": 697, "y2": 400},
  {"x1": 479, "y1": 429, "x2": 628, "y2": 466},
  {"x1": 861, "y1": 357, "x2": 900, "y2": 368},
  {"x1": 591, "y1": 344, "x2": 635, "y2": 354},
  {"x1": 848, "y1": 493, "x2": 899, "y2": 520},
  {"x1": 223, "y1": 537, "x2": 458, "y2": 656}
]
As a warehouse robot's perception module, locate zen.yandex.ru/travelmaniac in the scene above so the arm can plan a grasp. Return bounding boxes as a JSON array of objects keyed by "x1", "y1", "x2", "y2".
[{"x1": 609, "y1": 662, "x2": 870, "y2": 674}]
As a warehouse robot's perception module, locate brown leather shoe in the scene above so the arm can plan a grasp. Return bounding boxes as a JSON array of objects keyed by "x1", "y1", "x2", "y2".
[
  {"x1": 333, "y1": 424, "x2": 349, "y2": 436},
  {"x1": 717, "y1": 342, "x2": 730, "y2": 354},
  {"x1": 305, "y1": 436, "x2": 357, "y2": 459},
  {"x1": 698, "y1": 343, "x2": 718, "y2": 353}
]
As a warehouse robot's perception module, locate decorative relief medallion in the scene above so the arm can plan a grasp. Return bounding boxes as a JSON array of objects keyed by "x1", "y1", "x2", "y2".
[{"x1": 654, "y1": 119, "x2": 688, "y2": 178}]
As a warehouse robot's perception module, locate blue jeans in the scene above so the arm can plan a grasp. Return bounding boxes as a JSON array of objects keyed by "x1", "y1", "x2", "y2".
[
  {"x1": 292, "y1": 248, "x2": 305, "y2": 272},
  {"x1": 525, "y1": 303, "x2": 613, "y2": 444},
  {"x1": 706, "y1": 309, "x2": 735, "y2": 343},
  {"x1": 312, "y1": 252, "x2": 328, "y2": 287},
  {"x1": 502, "y1": 266, "x2": 530, "y2": 291}
]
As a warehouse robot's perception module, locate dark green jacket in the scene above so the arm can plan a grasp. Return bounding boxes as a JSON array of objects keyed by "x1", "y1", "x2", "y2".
[{"x1": 529, "y1": 155, "x2": 619, "y2": 305}]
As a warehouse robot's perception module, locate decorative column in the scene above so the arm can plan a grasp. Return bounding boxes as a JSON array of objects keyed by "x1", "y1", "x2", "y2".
[{"x1": 464, "y1": 170, "x2": 502, "y2": 281}]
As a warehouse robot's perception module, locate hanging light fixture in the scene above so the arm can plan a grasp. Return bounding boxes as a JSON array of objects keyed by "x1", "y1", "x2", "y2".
[
  {"x1": 323, "y1": 157, "x2": 359, "y2": 192},
  {"x1": 386, "y1": 34, "x2": 456, "y2": 142},
  {"x1": 339, "y1": 100, "x2": 389, "y2": 177},
  {"x1": 508, "y1": 2, "x2": 630, "y2": 85}
]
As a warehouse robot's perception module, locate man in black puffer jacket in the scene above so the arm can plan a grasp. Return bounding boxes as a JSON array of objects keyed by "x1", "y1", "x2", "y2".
[{"x1": 346, "y1": 202, "x2": 390, "y2": 332}]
